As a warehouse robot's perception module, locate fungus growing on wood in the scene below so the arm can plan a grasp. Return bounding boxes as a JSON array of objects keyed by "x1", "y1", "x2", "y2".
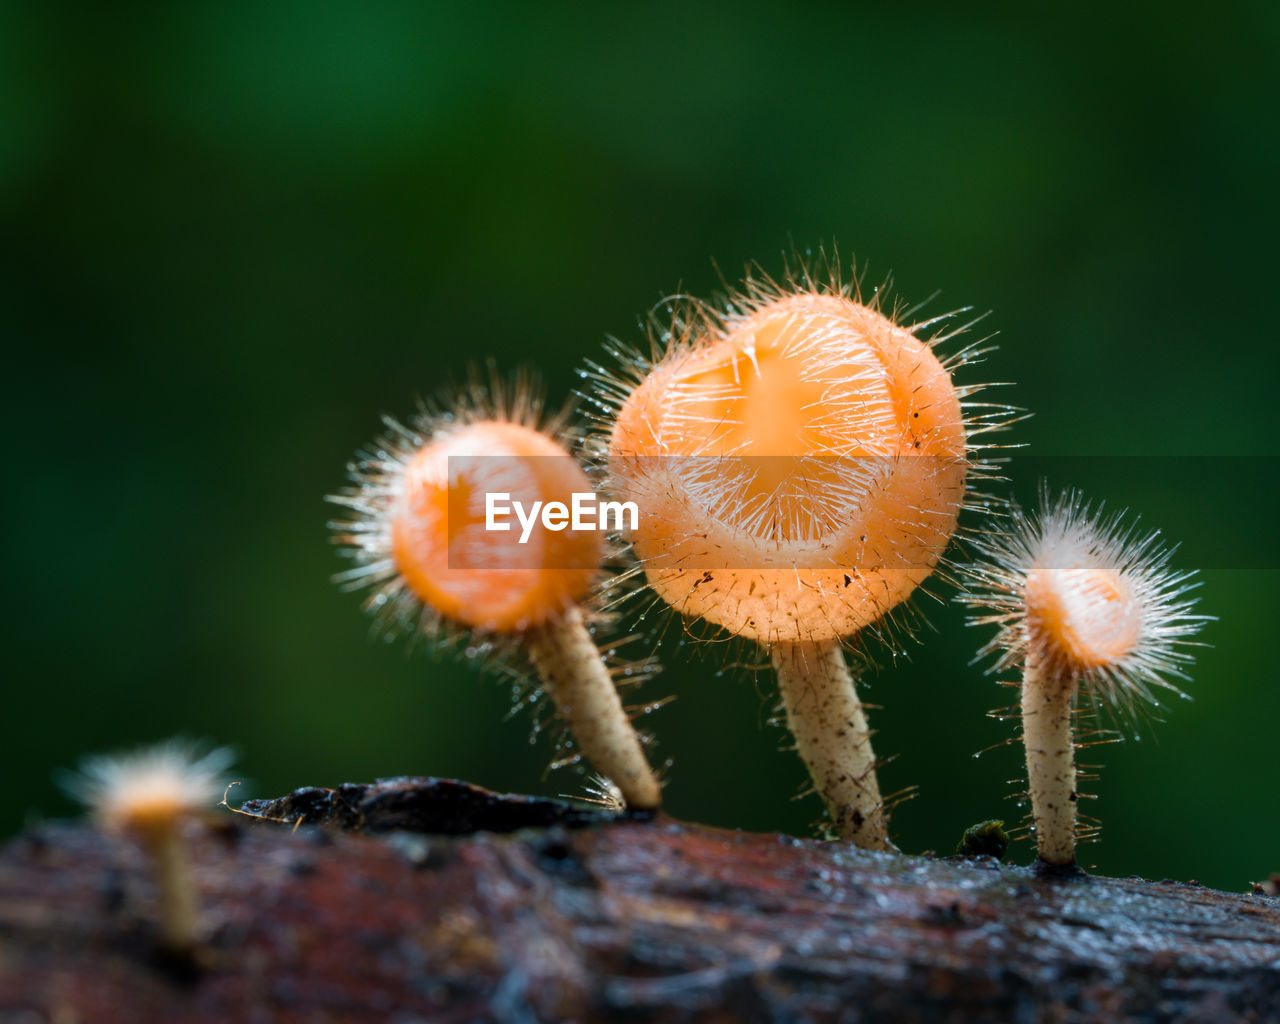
[
  {"x1": 590, "y1": 260, "x2": 1007, "y2": 846},
  {"x1": 329, "y1": 375, "x2": 661, "y2": 810},
  {"x1": 64, "y1": 740, "x2": 232, "y2": 954},
  {"x1": 960, "y1": 488, "x2": 1207, "y2": 865}
]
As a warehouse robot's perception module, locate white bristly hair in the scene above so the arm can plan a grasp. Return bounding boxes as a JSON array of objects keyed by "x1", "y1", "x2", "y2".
[
  {"x1": 63, "y1": 739, "x2": 234, "y2": 832},
  {"x1": 960, "y1": 486, "x2": 1209, "y2": 721}
]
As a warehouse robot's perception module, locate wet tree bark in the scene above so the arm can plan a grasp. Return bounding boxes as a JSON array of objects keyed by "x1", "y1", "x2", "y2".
[{"x1": 1, "y1": 777, "x2": 1277, "y2": 1023}]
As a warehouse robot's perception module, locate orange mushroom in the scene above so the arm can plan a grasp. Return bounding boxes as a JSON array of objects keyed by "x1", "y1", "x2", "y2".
[
  {"x1": 64, "y1": 740, "x2": 233, "y2": 954},
  {"x1": 961, "y1": 488, "x2": 1207, "y2": 865},
  {"x1": 596, "y1": 264, "x2": 992, "y2": 847},
  {"x1": 329, "y1": 377, "x2": 661, "y2": 810}
]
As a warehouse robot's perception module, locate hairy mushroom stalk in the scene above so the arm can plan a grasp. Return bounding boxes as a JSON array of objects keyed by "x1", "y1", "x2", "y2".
[
  {"x1": 590, "y1": 259, "x2": 1010, "y2": 847},
  {"x1": 960, "y1": 489, "x2": 1208, "y2": 866},
  {"x1": 63, "y1": 740, "x2": 233, "y2": 955},
  {"x1": 328, "y1": 376, "x2": 661, "y2": 810}
]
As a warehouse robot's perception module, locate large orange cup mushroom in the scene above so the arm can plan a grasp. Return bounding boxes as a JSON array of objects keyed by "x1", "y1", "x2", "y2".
[{"x1": 603, "y1": 282, "x2": 970, "y2": 847}]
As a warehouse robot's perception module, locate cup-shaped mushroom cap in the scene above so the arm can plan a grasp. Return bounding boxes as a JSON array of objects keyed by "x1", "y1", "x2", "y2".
[
  {"x1": 608, "y1": 293, "x2": 966, "y2": 644},
  {"x1": 64, "y1": 742, "x2": 233, "y2": 840},
  {"x1": 960, "y1": 488, "x2": 1208, "y2": 713},
  {"x1": 391, "y1": 420, "x2": 604, "y2": 633},
  {"x1": 1025, "y1": 566, "x2": 1142, "y2": 673}
]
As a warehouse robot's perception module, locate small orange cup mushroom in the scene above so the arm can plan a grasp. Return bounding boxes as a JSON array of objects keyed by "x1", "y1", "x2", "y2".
[
  {"x1": 961, "y1": 488, "x2": 1207, "y2": 865},
  {"x1": 598, "y1": 266, "x2": 985, "y2": 848},
  {"x1": 64, "y1": 740, "x2": 233, "y2": 954},
  {"x1": 329, "y1": 377, "x2": 661, "y2": 811}
]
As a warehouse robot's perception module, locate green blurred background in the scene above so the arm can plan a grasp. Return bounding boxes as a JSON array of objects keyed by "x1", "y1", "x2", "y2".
[{"x1": 3, "y1": 2, "x2": 1276, "y2": 891}]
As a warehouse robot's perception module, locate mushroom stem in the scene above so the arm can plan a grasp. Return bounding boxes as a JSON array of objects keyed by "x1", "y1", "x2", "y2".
[
  {"x1": 1021, "y1": 653, "x2": 1078, "y2": 866},
  {"x1": 143, "y1": 828, "x2": 200, "y2": 953},
  {"x1": 525, "y1": 606, "x2": 661, "y2": 811},
  {"x1": 772, "y1": 640, "x2": 894, "y2": 850}
]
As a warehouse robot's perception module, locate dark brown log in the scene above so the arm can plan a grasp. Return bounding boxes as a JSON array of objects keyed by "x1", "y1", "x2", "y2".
[{"x1": 1, "y1": 777, "x2": 1278, "y2": 1023}]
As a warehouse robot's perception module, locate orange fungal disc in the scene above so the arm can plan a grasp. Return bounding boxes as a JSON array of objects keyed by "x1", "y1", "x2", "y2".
[
  {"x1": 1024, "y1": 566, "x2": 1141, "y2": 674},
  {"x1": 609, "y1": 290, "x2": 967, "y2": 645},
  {"x1": 388, "y1": 420, "x2": 602, "y2": 633}
]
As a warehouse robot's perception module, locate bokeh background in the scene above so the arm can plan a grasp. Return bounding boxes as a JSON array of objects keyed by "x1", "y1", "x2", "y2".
[{"x1": 4, "y1": 3, "x2": 1277, "y2": 891}]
